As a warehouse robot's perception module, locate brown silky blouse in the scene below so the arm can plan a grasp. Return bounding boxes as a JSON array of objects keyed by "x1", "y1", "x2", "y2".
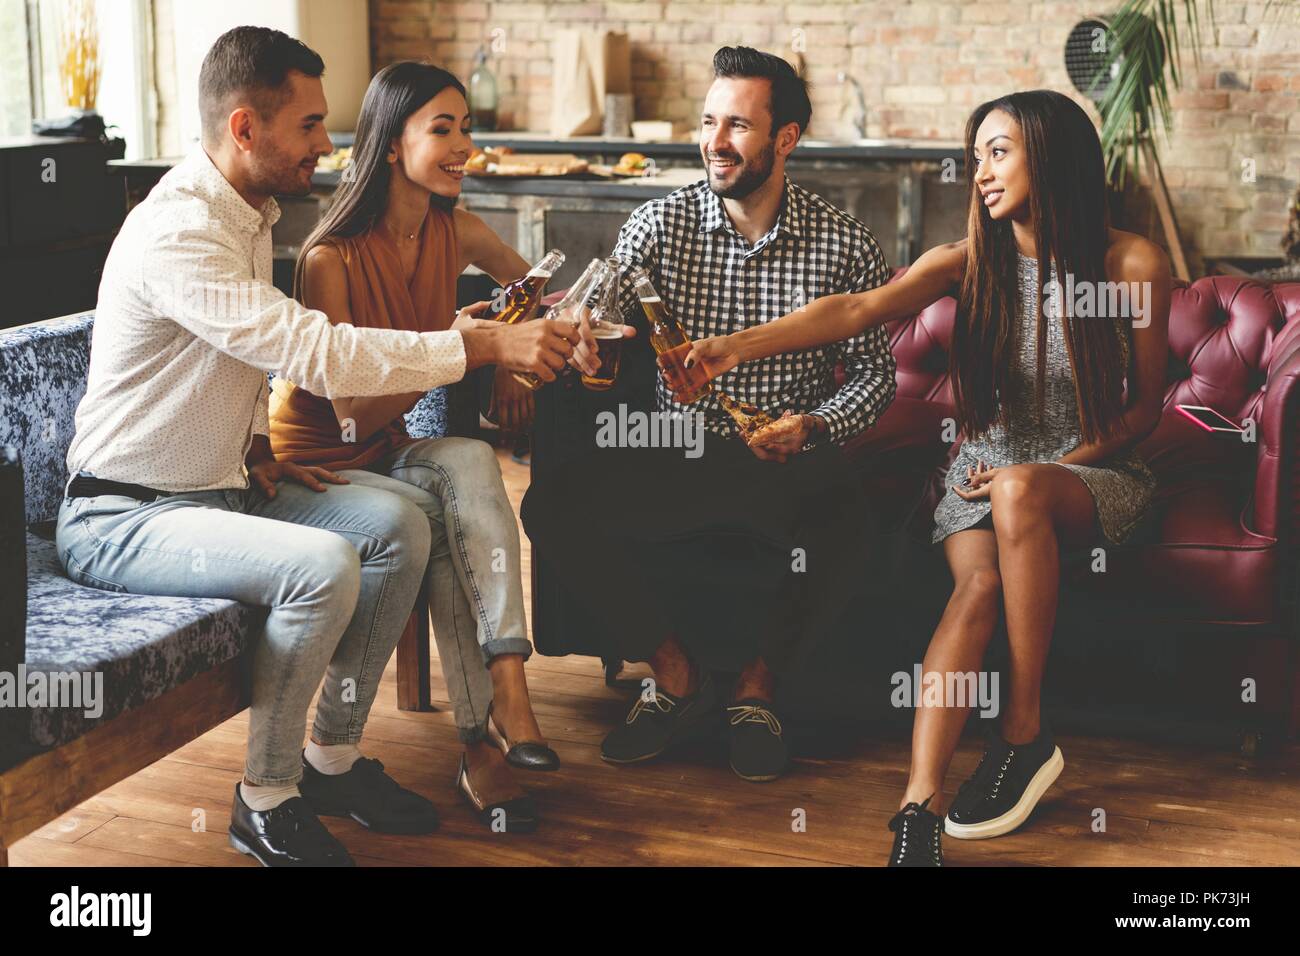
[{"x1": 269, "y1": 206, "x2": 460, "y2": 471}]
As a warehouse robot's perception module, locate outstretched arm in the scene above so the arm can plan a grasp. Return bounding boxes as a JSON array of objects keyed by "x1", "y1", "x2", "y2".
[
  {"x1": 455, "y1": 207, "x2": 536, "y2": 432},
  {"x1": 670, "y1": 241, "x2": 966, "y2": 392}
]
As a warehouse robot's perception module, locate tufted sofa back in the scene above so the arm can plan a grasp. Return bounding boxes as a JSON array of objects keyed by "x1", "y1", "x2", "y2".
[
  {"x1": 881, "y1": 274, "x2": 1300, "y2": 540},
  {"x1": 885, "y1": 274, "x2": 1300, "y2": 412}
]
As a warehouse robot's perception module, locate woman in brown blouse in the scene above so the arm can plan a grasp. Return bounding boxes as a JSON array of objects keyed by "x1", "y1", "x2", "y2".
[{"x1": 270, "y1": 62, "x2": 556, "y2": 832}]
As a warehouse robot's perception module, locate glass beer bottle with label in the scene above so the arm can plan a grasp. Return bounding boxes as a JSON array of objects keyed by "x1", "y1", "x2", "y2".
[
  {"x1": 491, "y1": 248, "x2": 565, "y2": 389},
  {"x1": 513, "y1": 257, "x2": 610, "y2": 391},
  {"x1": 628, "y1": 266, "x2": 712, "y2": 404}
]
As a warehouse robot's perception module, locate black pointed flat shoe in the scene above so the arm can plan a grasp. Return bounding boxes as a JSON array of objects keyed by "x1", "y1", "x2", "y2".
[
  {"x1": 455, "y1": 753, "x2": 539, "y2": 833},
  {"x1": 487, "y1": 721, "x2": 560, "y2": 771}
]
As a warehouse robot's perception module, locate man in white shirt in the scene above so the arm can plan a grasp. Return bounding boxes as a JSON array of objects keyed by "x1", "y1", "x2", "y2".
[{"x1": 56, "y1": 26, "x2": 580, "y2": 867}]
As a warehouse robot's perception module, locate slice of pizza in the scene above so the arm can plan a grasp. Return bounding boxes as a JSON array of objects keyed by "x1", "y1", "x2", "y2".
[
  {"x1": 747, "y1": 412, "x2": 805, "y2": 447},
  {"x1": 717, "y1": 391, "x2": 779, "y2": 444}
]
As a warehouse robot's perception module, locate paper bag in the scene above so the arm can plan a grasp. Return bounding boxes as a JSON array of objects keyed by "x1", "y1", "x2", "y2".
[{"x1": 551, "y1": 30, "x2": 631, "y2": 137}]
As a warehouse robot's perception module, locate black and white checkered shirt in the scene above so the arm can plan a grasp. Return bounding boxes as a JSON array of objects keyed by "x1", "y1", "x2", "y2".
[{"x1": 612, "y1": 175, "x2": 896, "y2": 446}]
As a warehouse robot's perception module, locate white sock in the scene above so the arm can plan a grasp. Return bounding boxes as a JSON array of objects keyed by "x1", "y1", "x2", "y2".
[
  {"x1": 304, "y1": 740, "x2": 362, "y2": 776},
  {"x1": 239, "y1": 780, "x2": 300, "y2": 812}
]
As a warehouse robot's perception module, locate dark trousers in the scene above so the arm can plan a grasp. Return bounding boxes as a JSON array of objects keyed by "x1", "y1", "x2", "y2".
[{"x1": 520, "y1": 436, "x2": 874, "y2": 677}]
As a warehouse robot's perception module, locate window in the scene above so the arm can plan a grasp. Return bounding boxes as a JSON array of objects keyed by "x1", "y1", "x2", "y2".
[
  {"x1": 0, "y1": 1, "x2": 36, "y2": 137},
  {"x1": 0, "y1": 0, "x2": 154, "y2": 158}
]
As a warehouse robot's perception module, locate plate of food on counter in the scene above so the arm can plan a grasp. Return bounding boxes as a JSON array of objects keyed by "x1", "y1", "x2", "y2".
[
  {"x1": 466, "y1": 147, "x2": 590, "y2": 177},
  {"x1": 465, "y1": 148, "x2": 658, "y2": 179},
  {"x1": 588, "y1": 152, "x2": 658, "y2": 178}
]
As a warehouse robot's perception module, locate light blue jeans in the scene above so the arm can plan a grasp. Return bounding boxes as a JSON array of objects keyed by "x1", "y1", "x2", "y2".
[
  {"x1": 55, "y1": 478, "x2": 431, "y2": 785},
  {"x1": 339, "y1": 437, "x2": 532, "y2": 743}
]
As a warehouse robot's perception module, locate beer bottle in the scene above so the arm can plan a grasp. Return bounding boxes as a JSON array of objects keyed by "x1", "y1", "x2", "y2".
[
  {"x1": 490, "y1": 249, "x2": 565, "y2": 390},
  {"x1": 580, "y1": 257, "x2": 627, "y2": 391},
  {"x1": 491, "y1": 249, "x2": 565, "y2": 325},
  {"x1": 512, "y1": 256, "x2": 606, "y2": 391},
  {"x1": 628, "y1": 266, "x2": 712, "y2": 404}
]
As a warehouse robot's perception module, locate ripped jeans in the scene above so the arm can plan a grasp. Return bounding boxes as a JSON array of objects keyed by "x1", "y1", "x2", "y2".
[{"x1": 340, "y1": 437, "x2": 531, "y2": 743}]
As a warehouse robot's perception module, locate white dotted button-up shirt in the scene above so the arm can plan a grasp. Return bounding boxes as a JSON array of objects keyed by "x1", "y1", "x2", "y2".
[{"x1": 66, "y1": 149, "x2": 467, "y2": 493}]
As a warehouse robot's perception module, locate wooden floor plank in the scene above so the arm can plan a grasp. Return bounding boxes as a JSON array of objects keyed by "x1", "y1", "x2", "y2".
[{"x1": 11, "y1": 448, "x2": 1300, "y2": 867}]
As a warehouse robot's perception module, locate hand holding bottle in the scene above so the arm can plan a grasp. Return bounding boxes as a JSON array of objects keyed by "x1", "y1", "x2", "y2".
[{"x1": 659, "y1": 333, "x2": 742, "y2": 402}]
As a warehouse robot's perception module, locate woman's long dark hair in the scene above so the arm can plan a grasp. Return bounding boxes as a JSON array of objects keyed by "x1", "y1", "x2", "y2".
[
  {"x1": 294, "y1": 61, "x2": 467, "y2": 296},
  {"x1": 951, "y1": 89, "x2": 1126, "y2": 445}
]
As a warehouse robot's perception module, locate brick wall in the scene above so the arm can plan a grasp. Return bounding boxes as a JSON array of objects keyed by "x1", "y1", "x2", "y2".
[{"x1": 371, "y1": 0, "x2": 1300, "y2": 261}]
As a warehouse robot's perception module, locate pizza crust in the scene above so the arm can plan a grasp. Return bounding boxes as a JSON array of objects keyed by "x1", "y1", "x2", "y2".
[{"x1": 747, "y1": 413, "x2": 805, "y2": 447}]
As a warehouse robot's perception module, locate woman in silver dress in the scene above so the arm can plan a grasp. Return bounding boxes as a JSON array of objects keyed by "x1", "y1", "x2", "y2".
[{"x1": 664, "y1": 90, "x2": 1172, "y2": 866}]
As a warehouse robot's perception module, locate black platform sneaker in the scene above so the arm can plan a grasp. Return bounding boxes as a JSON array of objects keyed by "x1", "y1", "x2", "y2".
[
  {"x1": 944, "y1": 724, "x2": 1064, "y2": 840},
  {"x1": 887, "y1": 796, "x2": 943, "y2": 867}
]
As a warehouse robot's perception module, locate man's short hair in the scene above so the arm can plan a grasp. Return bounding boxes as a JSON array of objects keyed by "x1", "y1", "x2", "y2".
[
  {"x1": 199, "y1": 25, "x2": 325, "y2": 144},
  {"x1": 711, "y1": 46, "x2": 811, "y2": 138}
]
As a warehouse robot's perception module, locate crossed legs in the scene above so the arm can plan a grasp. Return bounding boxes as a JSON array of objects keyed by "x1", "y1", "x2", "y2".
[{"x1": 900, "y1": 462, "x2": 1097, "y2": 813}]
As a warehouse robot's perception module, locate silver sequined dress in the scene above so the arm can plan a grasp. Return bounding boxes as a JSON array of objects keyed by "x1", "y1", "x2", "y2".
[{"x1": 932, "y1": 252, "x2": 1156, "y2": 545}]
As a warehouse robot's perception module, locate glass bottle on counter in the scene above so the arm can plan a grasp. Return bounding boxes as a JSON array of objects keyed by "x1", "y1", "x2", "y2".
[{"x1": 468, "y1": 46, "x2": 498, "y2": 132}]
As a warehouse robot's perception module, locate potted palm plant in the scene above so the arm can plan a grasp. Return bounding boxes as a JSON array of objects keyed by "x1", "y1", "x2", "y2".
[{"x1": 1084, "y1": 1, "x2": 1297, "y2": 278}]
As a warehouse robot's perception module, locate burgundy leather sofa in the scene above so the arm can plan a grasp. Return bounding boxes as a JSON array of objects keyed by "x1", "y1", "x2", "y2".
[
  {"x1": 529, "y1": 273, "x2": 1300, "y2": 751},
  {"x1": 849, "y1": 273, "x2": 1300, "y2": 747}
]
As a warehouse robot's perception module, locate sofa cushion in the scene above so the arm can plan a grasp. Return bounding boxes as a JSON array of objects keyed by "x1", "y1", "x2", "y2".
[
  {"x1": 1071, "y1": 477, "x2": 1277, "y2": 626},
  {"x1": 0, "y1": 314, "x2": 94, "y2": 525},
  {"x1": 18, "y1": 532, "x2": 263, "y2": 754}
]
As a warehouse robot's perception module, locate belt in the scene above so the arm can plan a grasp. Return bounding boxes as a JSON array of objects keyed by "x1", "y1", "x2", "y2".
[{"x1": 67, "y1": 473, "x2": 168, "y2": 502}]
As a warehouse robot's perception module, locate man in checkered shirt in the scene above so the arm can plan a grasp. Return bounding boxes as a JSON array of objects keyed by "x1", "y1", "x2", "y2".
[
  {"x1": 609, "y1": 149, "x2": 895, "y2": 452},
  {"x1": 521, "y1": 46, "x2": 894, "y2": 783}
]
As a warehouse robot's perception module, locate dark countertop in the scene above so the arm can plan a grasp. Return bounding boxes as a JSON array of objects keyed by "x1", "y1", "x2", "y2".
[
  {"x1": 108, "y1": 130, "x2": 963, "y2": 190},
  {"x1": 111, "y1": 128, "x2": 967, "y2": 184},
  {"x1": 111, "y1": 157, "x2": 694, "y2": 196},
  {"x1": 449, "y1": 171, "x2": 694, "y2": 200},
  {"x1": 469, "y1": 132, "x2": 964, "y2": 163}
]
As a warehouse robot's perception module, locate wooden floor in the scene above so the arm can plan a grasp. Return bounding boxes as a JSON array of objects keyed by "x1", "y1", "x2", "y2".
[{"x1": 11, "y1": 448, "x2": 1300, "y2": 866}]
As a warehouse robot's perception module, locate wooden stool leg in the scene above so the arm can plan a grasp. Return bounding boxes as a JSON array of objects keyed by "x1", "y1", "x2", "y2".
[
  {"x1": 0, "y1": 844, "x2": 8, "y2": 867},
  {"x1": 396, "y1": 578, "x2": 434, "y2": 712}
]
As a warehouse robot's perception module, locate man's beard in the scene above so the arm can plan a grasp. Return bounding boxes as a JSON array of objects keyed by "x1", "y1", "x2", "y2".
[
  {"x1": 706, "y1": 138, "x2": 776, "y2": 200},
  {"x1": 249, "y1": 141, "x2": 314, "y2": 198}
]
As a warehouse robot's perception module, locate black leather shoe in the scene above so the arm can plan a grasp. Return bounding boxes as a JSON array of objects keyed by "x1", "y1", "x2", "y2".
[
  {"x1": 455, "y1": 753, "x2": 539, "y2": 833},
  {"x1": 600, "y1": 672, "x2": 715, "y2": 764},
  {"x1": 726, "y1": 698, "x2": 789, "y2": 782},
  {"x1": 228, "y1": 783, "x2": 355, "y2": 867},
  {"x1": 487, "y1": 705, "x2": 560, "y2": 772},
  {"x1": 300, "y1": 752, "x2": 440, "y2": 835},
  {"x1": 887, "y1": 795, "x2": 944, "y2": 867}
]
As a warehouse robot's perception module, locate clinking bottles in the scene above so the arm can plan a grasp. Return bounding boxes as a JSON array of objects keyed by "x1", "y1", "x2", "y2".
[
  {"x1": 579, "y1": 257, "x2": 627, "y2": 391},
  {"x1": 490, "y1": 248, "x2": 565, "y2": 389},
  {"x1": 543, "y1": 257, "x2": 609, "y2": 326},
  {"x1": 628, "y1": 266, "x2": 713, "y2": 404}
]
